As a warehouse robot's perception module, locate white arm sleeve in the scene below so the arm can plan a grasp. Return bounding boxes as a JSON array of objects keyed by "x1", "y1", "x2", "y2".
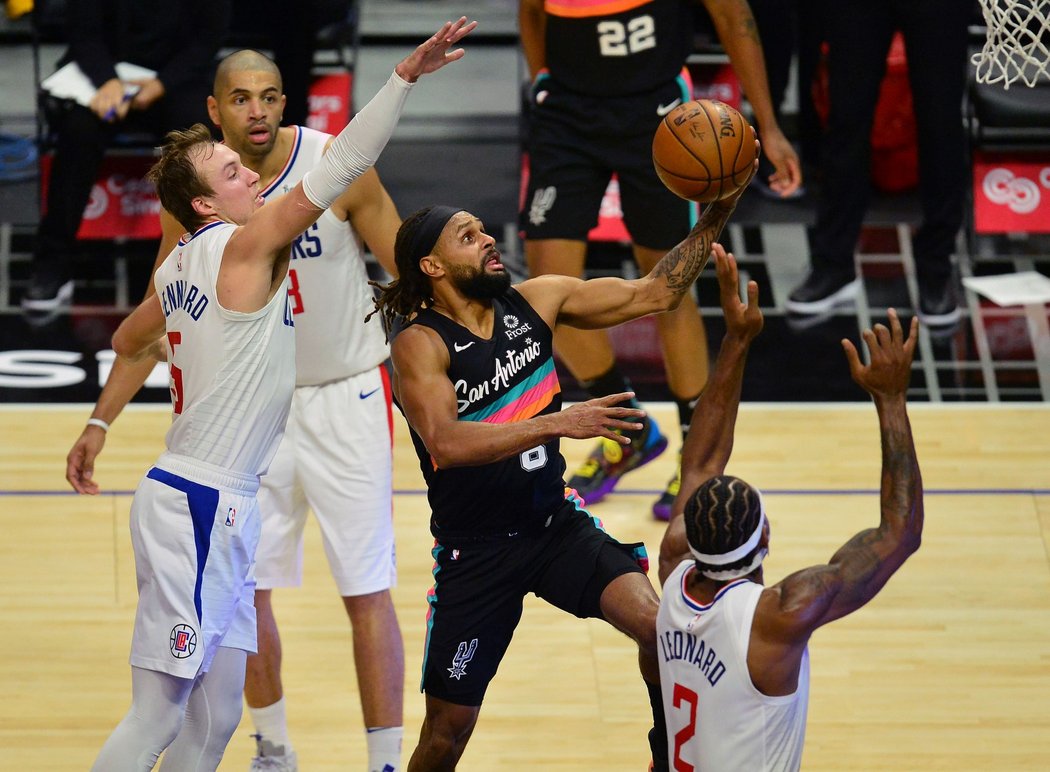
[{"x1": 302, "y1": 71, "x2": 414, "y2": 209}]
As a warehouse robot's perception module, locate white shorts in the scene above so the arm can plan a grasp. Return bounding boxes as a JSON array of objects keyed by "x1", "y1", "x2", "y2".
[
  {"x1": 128, "y1": 453, "x2": 260, "y2": 680},
  {"x1": 255, "y1": 366, "x2": 395, "y2": 596}
]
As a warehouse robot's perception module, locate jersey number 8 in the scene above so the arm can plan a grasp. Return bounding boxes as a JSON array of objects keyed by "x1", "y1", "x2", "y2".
[{"x1": 520, "y1": 445, "x2": 548, "y2": 472}]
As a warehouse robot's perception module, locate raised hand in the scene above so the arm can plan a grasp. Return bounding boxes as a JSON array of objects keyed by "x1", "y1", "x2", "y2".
[
  {"x1": 395, "y1": 17, "x2": 479, "y2": 83},
  {"x1": 713, "y1": 244, "x2": 763, "y2": 342},
  {"x1": 557, "y1": 392, "x2": 645, "y2": 442},
  {"x1": 841, "y1": 308, "x2": 918, "y2": 400}
]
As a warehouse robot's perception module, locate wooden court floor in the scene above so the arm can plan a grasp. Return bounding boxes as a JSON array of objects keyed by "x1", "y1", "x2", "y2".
[{"x1": 2, "y1": 403, "x2": 1049, "y2": 770}]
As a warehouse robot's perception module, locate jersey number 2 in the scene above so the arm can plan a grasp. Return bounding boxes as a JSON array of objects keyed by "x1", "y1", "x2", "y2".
[
  {"x1": 672, "y1": 682, "x2": 699, "y2": 772},
  {"x1": 167, "y1": 331, "x2": 184, "y2": 415}
]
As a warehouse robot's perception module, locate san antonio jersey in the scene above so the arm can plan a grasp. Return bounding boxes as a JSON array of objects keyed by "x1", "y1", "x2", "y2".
[
  {"x1": 543, "y1": 0, "x2": 694, "y2": 96},
  {"x1": 401, "y1": 288, "x2": 566, "y2": 538}
]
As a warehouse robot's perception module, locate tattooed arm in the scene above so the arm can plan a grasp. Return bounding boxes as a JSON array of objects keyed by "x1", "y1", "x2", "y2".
[
  {"x1": 528, "y1": 183, "x2": 750, "y2": 330},
  {"x1": 701, "y1": 0, "x2": 802, "y2": 195},
  {"x1": 759, "y1": 310, "x2": 924, "y2": 633}
]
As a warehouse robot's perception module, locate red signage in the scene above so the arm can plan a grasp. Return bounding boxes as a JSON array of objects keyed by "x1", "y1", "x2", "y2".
[
  {"x1": 305, "y1": 72, "x2": 353, "y2": 134},
  {"x1": 973, "y1": 152, "x2": 1050, "y2": 234},
  {"x1": 40, "y1": 153, "x2": 162, "y2": 240}
]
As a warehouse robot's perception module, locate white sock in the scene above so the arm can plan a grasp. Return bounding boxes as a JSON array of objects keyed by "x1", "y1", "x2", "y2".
[
  {"x1": 366, "y1": 726, "x2": 403, "y2": 772},
  {"x1": 249, "y1": 697, "x2": 293, "y2": 753}
]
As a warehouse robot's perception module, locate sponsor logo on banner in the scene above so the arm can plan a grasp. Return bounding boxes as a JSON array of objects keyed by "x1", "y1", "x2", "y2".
[
  {"x1": 973, "y1": 153, "x2": 1050, "y2": 234},
  {"x1": 39, "y1": 154, "x2": 162, "y2": 240},
  {"x1": 306, "y1": 72, "x2": 353, "y2": 134}
]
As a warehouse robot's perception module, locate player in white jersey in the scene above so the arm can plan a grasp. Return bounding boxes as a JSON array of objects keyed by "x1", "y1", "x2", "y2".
[
  {"x1": 656, "y1": 246, "x2": 925, "y2": 771},
  {"x1": 82, "y1": 20, "x2": 476, "y2": 771},
  {"x1": 207, "y1": 51, "x2": 404, "y2": 772},
  {"x1": 68, "y1": 49, "x2": 408, "y2": 771}
]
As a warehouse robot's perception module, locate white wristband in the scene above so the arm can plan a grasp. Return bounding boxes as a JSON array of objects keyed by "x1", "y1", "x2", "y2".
[{"x1": 86, "y1": 418, "x2": 110, "y2": 432}]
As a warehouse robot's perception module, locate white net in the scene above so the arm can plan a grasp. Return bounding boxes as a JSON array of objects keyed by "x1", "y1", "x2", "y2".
[{"x1": 972, "y1": 0, "x2": 1050, "y2": 88}]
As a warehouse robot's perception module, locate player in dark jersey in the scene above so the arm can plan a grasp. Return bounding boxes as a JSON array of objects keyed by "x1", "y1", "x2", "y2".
[
  {"x1": 519, "y1": 0, "x2": 802, "y2": 521},
  {"x1": 369, "y1": 175, "x2": 753, "y2": 770}
]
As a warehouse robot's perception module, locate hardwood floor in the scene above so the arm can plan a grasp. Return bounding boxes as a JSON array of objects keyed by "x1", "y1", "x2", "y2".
[{"x1": 2, "y1": 403, "x2": 1049, "y2": 770}]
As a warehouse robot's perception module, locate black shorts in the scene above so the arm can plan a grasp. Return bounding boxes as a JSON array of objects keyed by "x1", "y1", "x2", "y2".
[
  {"x1": 419, "y1": 495, "x2": 649, "y2": 706},
  {"x1": 521, "y1": 74, "x2": 695, "y2": 250}
]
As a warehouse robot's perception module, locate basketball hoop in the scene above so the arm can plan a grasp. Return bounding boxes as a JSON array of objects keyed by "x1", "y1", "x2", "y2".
[{"x1": 972, "y1": 0, "x2": 1050, "y2": 88}]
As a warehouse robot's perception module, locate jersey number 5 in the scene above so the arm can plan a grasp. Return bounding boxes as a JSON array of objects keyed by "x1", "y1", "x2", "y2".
[
  {"x1": 167, "y1": 331, "x2": 184, "y2": 415},
  {"x1": 672, "y1": 682, "x2": 698, "y2": 772}
]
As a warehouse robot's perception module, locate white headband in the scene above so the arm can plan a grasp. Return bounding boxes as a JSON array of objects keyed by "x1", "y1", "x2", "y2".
[
  {"x1": 688, "y1": 490, "x2": 766, "y2": 565},
  {"x1": 699, "y1": 548, "x2": 767, "y2": 581}
]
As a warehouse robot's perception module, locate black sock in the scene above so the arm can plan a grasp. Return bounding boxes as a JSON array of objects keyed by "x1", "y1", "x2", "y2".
[
  {"x1": 674, "y1": 393, "x2": 702, "y2": 442},
  {"x1": 578, "y1": 364, "x2": 642, "y2": 411},
  {"x1": 646, "y1": 680, "x2": 669, "y2": 771}
]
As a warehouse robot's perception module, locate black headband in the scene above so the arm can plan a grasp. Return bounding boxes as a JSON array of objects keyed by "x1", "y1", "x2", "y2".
[{"x1": 407, "y1": 205, "x2": 464, "y2": 264}]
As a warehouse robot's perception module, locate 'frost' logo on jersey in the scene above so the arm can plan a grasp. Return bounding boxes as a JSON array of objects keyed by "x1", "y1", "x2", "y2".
[
  {"x1": 448, "y1": 638, "x2": 478, "y2": 680},
  {"x1": 170, "y1": 624, "x2": 197, "y2": 658},
  {"x1": 529, "y1": 186, "x2": 556, "y2": 226},
  {"x1": 503, "y1": 314, "x2": 519, "y2": 329},
  {"x1": 225, "y1": 507, "x2": 236, "y2": 526}
]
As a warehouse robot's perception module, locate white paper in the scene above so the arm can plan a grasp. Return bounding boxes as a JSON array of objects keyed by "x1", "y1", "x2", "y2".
[
  {"x1": 41, "y1": 61, "x2": 156, "y2": 107},
  {"x1": 961, "y1": 271, "x2": 1050, "y2": 306}
]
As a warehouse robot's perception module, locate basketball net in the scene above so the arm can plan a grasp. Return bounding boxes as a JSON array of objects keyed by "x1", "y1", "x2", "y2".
[{"x1": 972, "y1": 0, "x2": 1050, "y2": 88}]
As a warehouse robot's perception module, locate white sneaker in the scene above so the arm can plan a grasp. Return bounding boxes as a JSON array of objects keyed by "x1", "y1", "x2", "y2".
[{"x1": 249, "y1": 734, "x2": 298, "y2": 771}]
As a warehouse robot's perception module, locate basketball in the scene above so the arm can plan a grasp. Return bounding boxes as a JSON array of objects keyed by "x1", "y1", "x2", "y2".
[{"x1": 652, "y1": 99, "x2": 758, "y2": 203}]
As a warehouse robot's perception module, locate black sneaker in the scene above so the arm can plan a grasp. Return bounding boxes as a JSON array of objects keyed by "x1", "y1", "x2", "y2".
[
  {"x1": 21, "y1": 278, "x2": 73, "y2": 311},
  {"x1": 785, "y1": 270, "x2": 861, "y2": 315},
  {"x1": 566, "y1": 415, "x2": 667, "y2": 506},
  {"x1": 651, "y1": 449, "x2": 681, "y2": 521},
  {"x1": 917, "y1": 276, "x2": 961, "y2": 329}
]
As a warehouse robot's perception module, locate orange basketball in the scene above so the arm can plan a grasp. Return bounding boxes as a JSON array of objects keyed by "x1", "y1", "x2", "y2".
[{"x1": 652, "y1": 99, "x2": 758, "y2": 203}]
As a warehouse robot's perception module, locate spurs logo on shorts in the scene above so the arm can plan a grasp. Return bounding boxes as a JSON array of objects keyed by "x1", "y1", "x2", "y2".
[
  {"x1": 528, "y1": 186, "x2": 557, "y2": 226},
  {"x1": 448, "y1": 638, "x2": 478, "y2": 680},
  {"x1": 169, "y1": 624, "x2": 198, "y2": 658}
]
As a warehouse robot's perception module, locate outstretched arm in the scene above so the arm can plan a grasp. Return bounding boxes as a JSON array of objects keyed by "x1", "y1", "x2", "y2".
[
  {"x1": 223, "y1": 18, "x2": 477, "y2": 296},
  {"x1": 658, "y1": 245, "x2": 763, "y2": 583},
  {"x1": 546, "y1": 180, "x2": 752, "y2": 329},
  {"x1": 757, "y1": 310, "x2": 923, "y2": 641},
  {"x1": 391, "y1": 325, "x2": 645, "y2": 469}
]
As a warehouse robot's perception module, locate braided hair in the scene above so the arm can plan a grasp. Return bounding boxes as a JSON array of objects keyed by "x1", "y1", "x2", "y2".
[
  {"x1": 684, "y1": 475, "x2": 764, "y2": 576},
  {"x1": 366, "y1": 206, "x2": 445, "y2": 338}
]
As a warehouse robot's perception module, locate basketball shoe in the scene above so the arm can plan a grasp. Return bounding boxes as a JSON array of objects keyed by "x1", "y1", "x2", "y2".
[
  {"x1": 249, "y1": 734, "x2": 298, "y2": 771},
  {"x1": 651, "y1": 450, "x2": 682, "y2": 521},
  {"x1": 567, "y1": 415, "x2": 667, "y2": 505}
]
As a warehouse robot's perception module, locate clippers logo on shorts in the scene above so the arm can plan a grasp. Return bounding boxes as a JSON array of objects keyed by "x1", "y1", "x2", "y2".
[
  {"x1": 225, "y1": 507, "x2": 236, "y2": 527},
  {"x1": 448, "y1": 638, "x2": 478, "y2": 680},
  {"x1": 529, "y1": 186, "x2": 557, "y2": 226},
  {"x1": 170, "y1": 624, "x2": 198, "y2": 658}
]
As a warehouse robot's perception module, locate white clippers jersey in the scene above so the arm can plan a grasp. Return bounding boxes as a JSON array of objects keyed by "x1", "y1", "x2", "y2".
[
  {"x1": 154, "y1": 221, "x2": 296, "y2": 477},
  {"x1": 261, "y1": 125, "x2": 389, "y2": 386},
  {"x1": 657, "y1": 561, "x2": 810, "y2": 772}
]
